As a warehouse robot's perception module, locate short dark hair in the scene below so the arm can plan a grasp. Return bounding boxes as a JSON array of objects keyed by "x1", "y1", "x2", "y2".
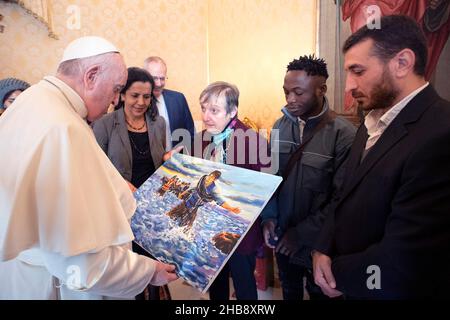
[
  {"x1": 343, "y1": 15, "x2": 428, "y2": 76},
  {"x1": 287, "y1": 55, "x2": 329, "y2": 79},
  {"x1": 115, "y1": 67, "x2": 158, "y2": 120}
]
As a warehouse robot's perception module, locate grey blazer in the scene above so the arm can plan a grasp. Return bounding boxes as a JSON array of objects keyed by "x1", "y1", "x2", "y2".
[{"x1": 92, "y1": 108, "x2": 166, "y2": 181}]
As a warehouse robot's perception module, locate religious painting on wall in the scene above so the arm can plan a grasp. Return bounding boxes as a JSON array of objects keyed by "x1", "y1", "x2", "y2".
[{"x1": 131, "y1": 153, "x2": 282, "y2": 293}]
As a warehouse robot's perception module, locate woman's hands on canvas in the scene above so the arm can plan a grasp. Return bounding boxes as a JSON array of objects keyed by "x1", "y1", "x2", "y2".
[{"x1": 163, "y1": 146, "x2": 184, "y2": 162}]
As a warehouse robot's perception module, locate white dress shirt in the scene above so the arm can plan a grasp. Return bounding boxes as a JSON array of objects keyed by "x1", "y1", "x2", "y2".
[{"x1": 157, "y1": 95, "x2": 172, "y2": 151}]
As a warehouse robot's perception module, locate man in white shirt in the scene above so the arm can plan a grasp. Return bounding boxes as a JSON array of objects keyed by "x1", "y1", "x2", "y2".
[
  {"x1": 0, "y1": 36, "x2": 177, "y2": 299},
  {"x1": 313, "y1": 15, "x2": 450, "y2": 299},
  {"x1": 143, "y1": 56, "x2": 195, "y2": 151}
]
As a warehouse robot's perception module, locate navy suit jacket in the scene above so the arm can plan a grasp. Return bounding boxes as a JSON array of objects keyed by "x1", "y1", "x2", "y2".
[
  {"x1": 315, "y1": 85, "x2": 450, "y2": 299},
  {"x1": 162, "y1": 89, "x2": 195, "y2": 146}
]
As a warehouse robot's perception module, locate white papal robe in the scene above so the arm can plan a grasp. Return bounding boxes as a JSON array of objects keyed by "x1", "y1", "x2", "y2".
[{"x1": 0, "y1": 76, "x2": 156, "y2": 299}]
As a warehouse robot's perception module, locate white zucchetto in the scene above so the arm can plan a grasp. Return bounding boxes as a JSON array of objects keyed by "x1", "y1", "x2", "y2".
[{"x1": 60, "y1": 36, "x2": 119, "y2": 63}]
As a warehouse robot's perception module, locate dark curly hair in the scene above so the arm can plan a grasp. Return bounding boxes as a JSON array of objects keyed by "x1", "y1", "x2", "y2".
[
  {"x1": 287, "y1": 54, "x2": 329, "y2": 79},
  {"x1": 115, "y1": 67, "x2": 158, "y2": 121}
]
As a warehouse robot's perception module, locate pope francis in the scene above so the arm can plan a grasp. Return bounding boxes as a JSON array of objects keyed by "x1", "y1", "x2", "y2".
[{"x1": 0, "y1": 36, "x2": 178, "y2": 299}]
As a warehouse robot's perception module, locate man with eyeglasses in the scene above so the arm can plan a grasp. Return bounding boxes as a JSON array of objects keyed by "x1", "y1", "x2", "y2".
[{"x1": 143, "y1": 56, "x2": 195, "y2": 150}]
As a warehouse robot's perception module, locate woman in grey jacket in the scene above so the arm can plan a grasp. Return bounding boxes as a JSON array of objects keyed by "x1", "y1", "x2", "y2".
[{"x1": 93, "y1": 67, "x2": 166, "y2": 192}]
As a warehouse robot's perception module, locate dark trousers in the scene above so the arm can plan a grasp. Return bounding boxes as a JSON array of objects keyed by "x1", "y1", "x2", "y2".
[
  {"x1": 276, "y1": 252, "x2": 329, "y2": 300},
  {"x1": 209, "y1": 252, "x2": 258, "y2": 300}
]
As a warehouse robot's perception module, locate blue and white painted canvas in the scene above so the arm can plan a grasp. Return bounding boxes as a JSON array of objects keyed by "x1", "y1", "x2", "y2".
[{"x1": 131, "y1": 153, "x2": 282, "y2": 293}]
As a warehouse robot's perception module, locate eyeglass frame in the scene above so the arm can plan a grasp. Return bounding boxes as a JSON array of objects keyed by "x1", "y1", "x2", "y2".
[{"x1": 152, "y1": 76, "x2": 168, "y2": 82}]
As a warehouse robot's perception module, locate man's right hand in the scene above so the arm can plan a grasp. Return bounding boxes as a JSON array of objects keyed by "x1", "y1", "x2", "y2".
[
  {"x1": 312, "y1": 250, "x2": 343, "y2": 298},
  {"x1": 150, "y1": 261, "x2": 178, "y2": 286},
  {"x1": 262, "y1": 220, "x2": 277, "y2": 249}
]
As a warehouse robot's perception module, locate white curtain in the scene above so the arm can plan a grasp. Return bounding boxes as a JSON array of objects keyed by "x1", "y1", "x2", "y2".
[{"x1": 11, "y1": 0, "x2": 58, "y2": 39}]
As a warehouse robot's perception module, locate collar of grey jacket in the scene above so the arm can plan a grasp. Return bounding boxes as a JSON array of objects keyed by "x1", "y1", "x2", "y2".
[{"x1": 281, "y1": 96, "x2": 329, "y2": 127}]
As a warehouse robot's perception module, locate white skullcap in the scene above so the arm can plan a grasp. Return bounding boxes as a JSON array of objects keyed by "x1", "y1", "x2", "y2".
[{"x1": 60, "y1": 36, "x2": 119, "y2": 63}]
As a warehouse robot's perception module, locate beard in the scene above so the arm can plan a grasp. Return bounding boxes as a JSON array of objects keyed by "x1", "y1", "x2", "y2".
[{"x1": 354, "y1": 68, "x2": 400, "y2": 111}]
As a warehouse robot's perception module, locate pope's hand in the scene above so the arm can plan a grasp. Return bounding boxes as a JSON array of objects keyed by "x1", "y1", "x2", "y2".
[{"x1": 149, "y1": 261, "x2": 178, "y2": 286}]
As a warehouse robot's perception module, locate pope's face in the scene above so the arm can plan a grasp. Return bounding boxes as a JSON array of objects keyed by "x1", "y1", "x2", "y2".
[{"x1": 85, "y1": 54, "x2": 127, "y2": 122}]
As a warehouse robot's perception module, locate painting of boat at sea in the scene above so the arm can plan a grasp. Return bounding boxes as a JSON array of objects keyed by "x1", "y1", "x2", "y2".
[{"x1": 131, "y1": 153, "x2": 282, "y2": 293}]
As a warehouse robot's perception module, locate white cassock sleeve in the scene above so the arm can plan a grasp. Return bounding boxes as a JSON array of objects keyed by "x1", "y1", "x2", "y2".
[
  {"x1": 41, "y1": 245, "x2": 156, "y2": 299},
  {"x1": 0, "y1": 79, "x2": 163, "y2": 300}
]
